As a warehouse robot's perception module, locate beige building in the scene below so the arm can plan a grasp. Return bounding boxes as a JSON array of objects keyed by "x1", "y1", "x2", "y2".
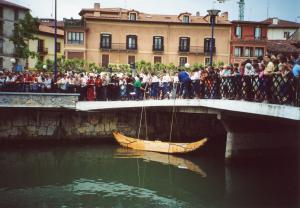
[
  {"x1": 64, "y1": 3, "x2": 231, "y2": 68},
  {"x1": 28, "y1": 24, "x2": 64, "y2": 69}
]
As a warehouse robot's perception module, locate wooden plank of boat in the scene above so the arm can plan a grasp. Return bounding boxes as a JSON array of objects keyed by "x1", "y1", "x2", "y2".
[{"x1": 112, "y1": 131, "x2": 207, "y2": 154}]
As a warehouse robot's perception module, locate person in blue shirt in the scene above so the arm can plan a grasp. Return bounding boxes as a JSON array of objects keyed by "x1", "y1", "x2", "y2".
[
  {"x1": 178, "y1": 68, "x2": 191, "y2": 99},
  {"x1": 292, "y1": 59, "x2": 300, "y2": 78}
]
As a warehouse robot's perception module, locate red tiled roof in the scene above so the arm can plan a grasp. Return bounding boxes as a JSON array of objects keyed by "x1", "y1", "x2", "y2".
[
  {"x1": 267, "y1": 40, "x2": 300, "y2": 53},
  {"x1": 39, "y1": 24, "x2": 64, "y2": 36},
  {"x1": 231, "y1": 20, "x2": 269, "y2": 25},
  {"x1": 262, "y1": 18, "x2": 300, "y2": 28},
  {"x1": 39, "y1": 20, "x2": 65, "y2": 29},
  {"x1": 79, "y1": 7, "x2": 231, "y2": 25},
  {"x1": 0, "y1": 0, "x2": 29, "y2": 11}
]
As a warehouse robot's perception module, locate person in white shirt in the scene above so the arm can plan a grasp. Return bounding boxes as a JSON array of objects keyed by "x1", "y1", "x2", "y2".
[{"x1": 150, "y1": 73, "x2": 159, "y2": 99}]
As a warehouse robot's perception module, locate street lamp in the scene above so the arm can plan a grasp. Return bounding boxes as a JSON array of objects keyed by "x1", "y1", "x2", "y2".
[{"x1": 207, "y1": 9, "x2": 221, "y2": 67}]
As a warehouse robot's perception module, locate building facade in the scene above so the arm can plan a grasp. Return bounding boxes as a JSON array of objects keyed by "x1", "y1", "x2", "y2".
[
  {"x1": 262, "y1": 18, "x2": 300, "y2": 40},
  {"x1": 64, "y1": 3, "x2": 231, "y2": 68},
  {"x1": 28, "y1": 24, "x2": 64, "y2": 69},
  {"x1": 230, "y1": 20, "x2": 269, "y2": 63},
  {"x1": 0, "y1": 0, "x2": 28, "y2": 70}
]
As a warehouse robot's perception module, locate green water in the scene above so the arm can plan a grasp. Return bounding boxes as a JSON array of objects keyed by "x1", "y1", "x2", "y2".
[{"x1": 0, "y1": 144, "x2": 298, "y2": 208}]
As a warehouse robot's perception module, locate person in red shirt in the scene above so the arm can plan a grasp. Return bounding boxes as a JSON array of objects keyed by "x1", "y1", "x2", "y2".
[{"x1": 87, "y1": 73, "x2": 95, "y2": 101}]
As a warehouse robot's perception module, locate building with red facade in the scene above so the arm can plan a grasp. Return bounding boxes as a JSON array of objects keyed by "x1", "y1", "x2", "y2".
[{"x1": 230, "y1": 20, "x2": 269, "y2": 64}]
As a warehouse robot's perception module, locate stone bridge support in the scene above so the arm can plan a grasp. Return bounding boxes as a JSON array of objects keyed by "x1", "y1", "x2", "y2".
[{"x1": 220, "y1": 113, "x2": 300, "y2": 160}]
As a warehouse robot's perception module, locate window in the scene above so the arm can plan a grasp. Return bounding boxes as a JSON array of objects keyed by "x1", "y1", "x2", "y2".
[
  {"x1": 254, "y1": 48, "x2": 264, "y2": 57},
  {"x1": 14, "y1": 9, "x2": 19, "y2": 21},
  {"x1": 0, "y1": 7, "x2": 3, "y2": 19},
  {"x1": 67, "y1": 32, "x2": 84, "y2": 44},
  {"x1": 0, "y1": 39, "x2": 3, "y2": 54},
  {"x1": 0, "y1": 57, "x2": 3, "y2": 69},
  {"x1": 284, "y1": 32, "x2": 290, "y2": 39},
  {"x1": 179, "y1": 57, "x2": 187, "y2": 67},
  {"x1": 179, "y1": 37, "x2": 190, "y2": 52},
  {"x1": 234, "y1": 47, "x2": 242, "y2": 57},
  {"x1": 128, "y1": 55, "x2": 135, "y2": 68},
  {"x1": 244, "y1": 47, "x2": 253, "y2": 57},
  {"x1": 183, "y1": 15, "x2": 189, "y2": 23},
  {"x1": 254, "y1": 27, "x2": 261, "y2": 39},
  {"x1": 56, "y1": 42, "x2": 61, "y2": 53},
  {"x1": 100, "y1": 34, "x2": 112, "y2": 49},
  {"x1": 102, "y1": 54, "x2": 109, "y2": 67},
  {"x1": 129, "y1": 13, "x2": 137, "y2": 21},
  {"x1": 0, "y1": 21, "x2": 3, "y2": 36},
  {"x1": 205, "y1": 58, "x2": 210, "y2": 66},
  {"x1": 204, "y1": 38, "x2": 215, "y2": 53},
  {"x1": 154, "y1": 56, "x2": 162, "y2": 63},
  {"x1": 126, "y1": 35, "x2": 137, "y2": 50},
  {"x1": 37, "y1": 39, "x2": 44, "y2": 52},
  {"x1": 153, "y1": 36, "x2": 164, "y2": 51},
  {"x1": 235, "y1": 25, "x2": 242, "y2": 38}
]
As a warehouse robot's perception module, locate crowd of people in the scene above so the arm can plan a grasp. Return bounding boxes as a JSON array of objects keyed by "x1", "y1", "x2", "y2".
[{"x1": 0, "y1": 54, "x2": 299, "y2": 105}]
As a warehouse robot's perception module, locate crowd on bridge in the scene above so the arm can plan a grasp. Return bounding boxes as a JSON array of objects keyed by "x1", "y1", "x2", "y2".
[{"x1": 1, "y1": 54, "x2": 300, "y2": 106}]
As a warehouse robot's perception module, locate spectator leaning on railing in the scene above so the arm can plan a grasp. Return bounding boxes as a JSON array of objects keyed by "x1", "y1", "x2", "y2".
[{"x1": 0, "y1": 53, "x2": 299, "y2": 106}]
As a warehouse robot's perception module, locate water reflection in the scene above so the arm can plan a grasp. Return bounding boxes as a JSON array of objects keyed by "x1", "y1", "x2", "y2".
[
  {"x1": 0, "y1": 144, "x2": 297, "y2": 208},
  {"x1": 114, "y1": 148, "x2": 207, "y2": 177},
  {"x1": 0, "y1": 145, "x2": 217, "y2": 208}
]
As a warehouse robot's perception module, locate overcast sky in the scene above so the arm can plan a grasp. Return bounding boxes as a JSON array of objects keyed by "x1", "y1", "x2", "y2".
[{"x1": 15, "y1": 0, "x2": 300, "y2": 22}]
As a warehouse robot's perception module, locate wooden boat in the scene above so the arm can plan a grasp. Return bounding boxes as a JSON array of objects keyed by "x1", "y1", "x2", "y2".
[
  {"x1": 114, "y1": 148, "x2": 207, "y2": 177},
  {"x1": 112, "y1": 131, "x2": 207, "y2": 154}
]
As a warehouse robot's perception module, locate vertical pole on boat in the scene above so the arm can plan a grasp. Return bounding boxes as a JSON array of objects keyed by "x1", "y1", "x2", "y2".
[{"x1": 54, "y1": 0, "x2": 58, "y2": 82}]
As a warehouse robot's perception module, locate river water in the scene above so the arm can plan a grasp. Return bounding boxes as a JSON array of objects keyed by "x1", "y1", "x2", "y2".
[{"x1": 0, "y1": 144, "x2": 298, "y2": 208}]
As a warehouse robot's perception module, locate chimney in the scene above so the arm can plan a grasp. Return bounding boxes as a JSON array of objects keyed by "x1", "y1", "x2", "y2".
[
  {"x1": 94, "y1": 3, "x2": 100, "y2": 9},
  {"x1": 221, "y1": 12, "x2": 228, "y2": 20},
  {"x1": 196, "y1": 11, "x2": 200, "y2": 17},
  {"x1": 272, "y1": 18, "x2": 279, "y2": 25}
]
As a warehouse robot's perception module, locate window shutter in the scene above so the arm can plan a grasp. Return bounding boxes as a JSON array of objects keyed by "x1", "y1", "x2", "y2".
[
  {"x1": 161, "y1": 36, "x2": 164, "y2": 51},
  {"x1": 100, "y1": 34, "x2": 103, "y2": 48},
  {"x1": 187, "y1": 37, "x2": 190, "y2": 51},
  {"x1": 135, "y1": 35, "x2": 138, "y2": 49},
  {"x1": 109, "y1": 34, "x2": 112, "y2": 48},
  {"x1": 126, "y1": 35, "x2": 129, "y2": 49}
]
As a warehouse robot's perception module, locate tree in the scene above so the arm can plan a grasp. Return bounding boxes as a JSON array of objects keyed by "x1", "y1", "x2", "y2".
[{"x1": 9, "y1": 12, "x2": 38, "y2": 60}]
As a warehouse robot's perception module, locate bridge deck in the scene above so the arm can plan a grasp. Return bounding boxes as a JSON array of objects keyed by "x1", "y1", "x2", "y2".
[{"x1": 76, "y1": 99, "x2": 300, "y2": 121}]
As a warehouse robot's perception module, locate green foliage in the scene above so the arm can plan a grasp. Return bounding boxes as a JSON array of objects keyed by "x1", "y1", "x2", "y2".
[
  {"x1": 192, "y1": 63, "x2": 204, "y2": 70},
  {"x1": 61, "y1": 58, "x2": 86, "y2": 72},
  {"x1": 88, "y1": 62, "x2": 102, "y2": 73},
  {"x1": 217, "y1": 61, "x2": 225, "y2": 67},
  {"x1": 9, "y1": 12, "x2": 38, "y2": 60},
  {"x1": 153, "y1": 63, "x2": 165, "y2": 73},
  {"x1": 135, "y1": 60, "x2": 152, "y2": 73}
]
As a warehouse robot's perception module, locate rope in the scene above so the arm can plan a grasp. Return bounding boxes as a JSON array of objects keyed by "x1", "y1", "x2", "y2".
[
  {"x1": 137, "y1": 107, "x2": 144, "y2": 139},
  {"x1": 168, "y1": 83, "x2": 178, "y2": 153},
  {"x1": 169, "y1": 83, "x2": 178, "y2": 142},
  {"x1": 144, "y1": 107, "x2": 148, "y2": 140}
]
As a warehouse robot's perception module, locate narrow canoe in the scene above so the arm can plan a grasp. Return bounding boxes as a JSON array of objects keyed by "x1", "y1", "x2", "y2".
[{"x1": 112, "y1": 131, "x2": 207, "y2": 154}]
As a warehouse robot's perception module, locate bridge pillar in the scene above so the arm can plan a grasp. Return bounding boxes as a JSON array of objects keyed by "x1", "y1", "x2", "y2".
[{"x1": 220, "y1": 114, "x2": 300, "y2": 160}]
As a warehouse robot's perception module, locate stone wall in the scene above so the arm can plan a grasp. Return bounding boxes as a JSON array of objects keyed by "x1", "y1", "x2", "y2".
[{"x1": 0, "y1": 108, "x2": 225, "y2": 142}]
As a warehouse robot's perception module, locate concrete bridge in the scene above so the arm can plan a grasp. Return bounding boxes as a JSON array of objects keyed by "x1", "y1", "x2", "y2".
[{"x1": 0, "y1": 92, "x2": 299, "y2": 160}]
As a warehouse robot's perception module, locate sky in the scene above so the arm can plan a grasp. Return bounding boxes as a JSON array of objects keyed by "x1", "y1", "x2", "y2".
[{"x1": 15, "y1": 0, "x2": 300, "y2": 22}]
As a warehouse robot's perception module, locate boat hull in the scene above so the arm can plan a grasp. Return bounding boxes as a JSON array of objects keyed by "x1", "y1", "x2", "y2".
[{"x1": 112, "y1": 131, "x2": 207, "y2": 154}]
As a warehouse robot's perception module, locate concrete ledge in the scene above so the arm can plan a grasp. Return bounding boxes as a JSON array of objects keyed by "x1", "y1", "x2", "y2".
[
  {"x1": 0, "y1": 92, "x2": 79, "y2": 108},
  {"x1": 76, "y1": 99, "x2": 300, "y2": 121}
]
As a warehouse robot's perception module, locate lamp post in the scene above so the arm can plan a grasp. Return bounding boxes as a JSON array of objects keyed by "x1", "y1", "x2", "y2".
[
  {"x1": 54, "y1": 0, "x2": 57, "y2": 82},
  {"x1": 207, "y1": 9, "x2": 220, "y2": 67}
]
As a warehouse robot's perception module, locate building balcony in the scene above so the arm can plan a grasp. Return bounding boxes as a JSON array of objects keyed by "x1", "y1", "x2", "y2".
[
  {"x1": 100, "y1": 43, "x2": 138, "y2": 52},
  {"x1": 64, "y1": 18, "x2": 84, "y2": 29},
  {"x1": 152, "y1": 45, "x2": 164, "y2": 53},
  {"x1": 178, "y1": 46, "x2": 215, "y2": 55},
  {"x1": 37, "y1": 47, "x2": 48, "y2": 55},
  {"x1": 231, "y1": 36, "x2": 267, "y2": 43}
]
